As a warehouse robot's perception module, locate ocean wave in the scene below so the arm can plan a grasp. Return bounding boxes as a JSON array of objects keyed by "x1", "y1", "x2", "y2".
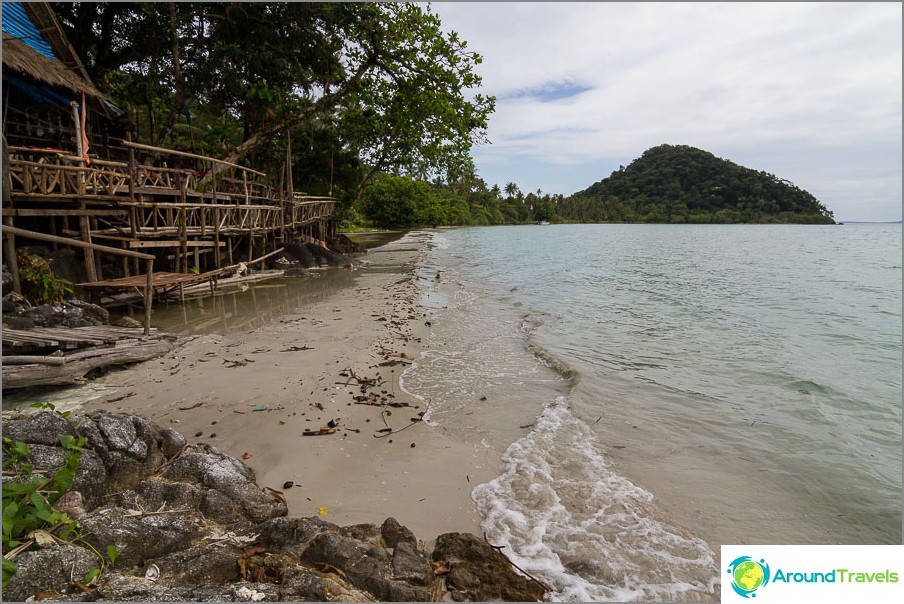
[{"x1": 472, "y1": 397, "x2": 719, "y2": 602}]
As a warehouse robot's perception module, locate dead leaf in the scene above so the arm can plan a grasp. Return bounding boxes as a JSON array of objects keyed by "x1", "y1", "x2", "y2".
[
  {"x1": 316, "y1": 562, "x2": 348, "y2": 580},
  {"x1": 434, "y1": 561, "x2": 452, "y2": 575},
  {"x1": 241, "y1": 452, "x2": 252, "y2": 460}
]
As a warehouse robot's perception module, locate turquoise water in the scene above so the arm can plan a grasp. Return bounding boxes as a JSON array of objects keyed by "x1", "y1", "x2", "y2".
[{"x1": 403, "y1": 224, "x2": 902, "y2": 601}]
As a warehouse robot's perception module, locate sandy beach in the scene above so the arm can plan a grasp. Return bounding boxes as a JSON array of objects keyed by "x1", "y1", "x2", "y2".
[{"x1": 72, "y1": 232, "x2": 498, "y2": 542}]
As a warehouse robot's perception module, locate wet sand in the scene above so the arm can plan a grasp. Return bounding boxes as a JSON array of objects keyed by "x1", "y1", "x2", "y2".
[{"x1": 75, "y1": 232, "x2": 498, "y2": 542}]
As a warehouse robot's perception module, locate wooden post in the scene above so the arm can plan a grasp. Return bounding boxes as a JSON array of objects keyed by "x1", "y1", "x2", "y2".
[
  {"x1": 144, "y1": 258, "x2": 154, "y2": 335},
  {"x1": 179, "y1": 183, "x2": 188, "y2": 273},
  {"x1": 90, "y1": 217, "x2": 104, "y2": 280},
  {"x1": 79, "y1": 215, "x2": 98, "y2": 282},
  {"x1": 3, "y1": 216, "x2": 21, "y2": 294},
  {"x1": 127, "y1": 133, "x2": 140, "y2": 276},
  {"x1": 243, "y1": 171, "x2": 252, "y2": 264}
]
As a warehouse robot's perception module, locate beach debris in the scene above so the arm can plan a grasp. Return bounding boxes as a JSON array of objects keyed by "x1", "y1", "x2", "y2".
[
  {"x1": 316, "y1": 562, "x2": 347, "y2": 580},
  {"x1": 237, "y1": 545, "x2": 267, "y2": 581},
  {"x1": 327, "y1": 418, "x2": 339, "y2": 429},
  {"x1": 235, "y1": 586, "x2": 266, "y2": 602},
  {"x1": 105, "y1": 392, "x2": 136, "y2": 404},
  {"x1": 303, "y1": 427, "x2": 336, "y2": 436},
  {"x1": 280, "y1": 345, "x2": 313, "y2": 352},
  {"x1": 264, "y1": 487, "x2": 287, "y2": 506},
  {"x1": 479, "y1": 396, "x2": 487, "y2": 401},
  {"x1": 210, "y1": 433, "x2": 217, "y2": 438},
  {"x1": 317, "y1": 507, "x2": 329, "y2": 515},
  {"x1": 194, "y1": 431, "x2": 203, "y2": 437},
  {"x1": 433, "y1": 561, "x2": 452, "y2": 575},
  {"x1": 314, "y1": 402, "x2": 325, "y2": 411},
  {"x1": 241, "y1": 452, "x2": 252, "y2": 460},
  {"x1": 283, "y1": 481, "x2": 294, "y2": 489},
  {"x1": 519, "y1": 423, "x2": 534, "y2": 429},
  {"x1": 145, "y1": 564, "x2": 160, "y2": 582},
  {"x1": 223, "y1": 358, "x2": 255, "y2": 368},
  {"x1": 178, "y1": 402, "x2": 203, "y2": 411},
  {"x1": 252, "y1": 406, "x2": 268, "y2": 412}
]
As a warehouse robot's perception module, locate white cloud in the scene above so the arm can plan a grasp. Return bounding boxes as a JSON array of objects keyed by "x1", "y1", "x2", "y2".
[{"x1": 432, "y1": 2, "x2": 902, "y2": 221}]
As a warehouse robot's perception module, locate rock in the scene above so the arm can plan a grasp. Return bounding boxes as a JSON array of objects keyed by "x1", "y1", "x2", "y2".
[
  {"x1": 254, "y1": 516, "x2": 337, "y2": 552},
  {"x1": 77, "y1": 505, "x2": 203, "y2": 569},
  {"x1": 2, "y1": 290, "x2": 31, "y2": 315},
  {"x1": 81, "y1": 413, "x2": 164, "y2": 495},
  {"x1": 19, "y1": 300, "x2": 109, "y2": 328},
  {"x1": 381, "y1": 516, "x2": 417, "y2": 549},
  {"x1": 2, "y1": 268, "x2": 13, "y2": 290},
  {"x1": 18, "y1": 443, "x2": 107, "y2": 510},
  {"x1": 112, "y1": 315, "x2": 143, "y2": 328},
  {"x1": 391, "y1": 541, "x2": 432, "y2": 586},
  {"x1": 341, "y1": 523, "x2": 381, "y2": 542},
  {"x1": 327, "y1": 234, "x2": 364, "y2": 255},
  {"x1": 161, "y1": 444, "x2": 286, "y2": 523},
  {"x1": 146, "y1": 542, "x2": 243, "y2": 587},
  {"x1": 3, "y1": 544, "x2": 97, "y2": 602},
  {"x1": 301, "y1": 531, "x2": 393, "y2": 599},
  {"x1": 2, "y1": 409, "x2": 540, "y2": 603},
  {"x1": 432, "y1": 532, "x2": 547, "y2": 602},
  {"x1": 158, "y1": 427, "x2": 186, "y2": 458},
  {"x1": 2, "y1": 410, "x2": 78, "y2": 447},
  {"x1": 280, "y1": 242, "x2": 316, "y2": 268}
]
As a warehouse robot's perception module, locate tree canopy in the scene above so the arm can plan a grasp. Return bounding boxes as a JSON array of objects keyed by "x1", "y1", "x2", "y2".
[
  {"x1": 558, "y1": 144, "x2": 835, "y2": 224},
  {"x1": 52, "y1": 2, "x2": 494, "y2": 207}
]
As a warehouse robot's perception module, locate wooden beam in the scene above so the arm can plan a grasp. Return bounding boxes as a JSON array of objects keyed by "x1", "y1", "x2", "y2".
[
  {"x1": 128, "y1": 240, "x2": 225, "y2": 248},
  {"x1": 1, "y1": 225, "x2": 154, "y2": 260},
  {"x1": 121, "y1": 141, "x2": 266, "y2": 176},
  {"x1": 5, "y1": 208, "x2": 130, "y2": 217}
]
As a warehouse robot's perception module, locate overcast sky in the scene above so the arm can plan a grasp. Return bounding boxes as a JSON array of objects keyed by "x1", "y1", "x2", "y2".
[{"x1": 430, "y1": 2, "x2": 902, "y2": 222}]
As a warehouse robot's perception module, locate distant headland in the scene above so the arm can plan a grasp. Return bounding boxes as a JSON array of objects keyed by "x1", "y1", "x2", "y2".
[{"x1": 558, "y1": 144, "x2": 836, "y2": 224}]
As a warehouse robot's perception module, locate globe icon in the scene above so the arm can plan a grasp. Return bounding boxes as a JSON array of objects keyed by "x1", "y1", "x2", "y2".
[{"x1": 733, "y1": 560, "x2": 765, "y2": 592}]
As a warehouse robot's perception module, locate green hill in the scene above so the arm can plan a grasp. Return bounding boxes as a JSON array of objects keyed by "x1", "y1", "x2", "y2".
[{"x1": 559, "y1": 144, "x2": 835, "y2": 224}]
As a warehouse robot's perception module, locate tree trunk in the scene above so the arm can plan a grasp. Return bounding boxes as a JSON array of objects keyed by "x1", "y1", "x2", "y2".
[{"x1": 154, "y1": 3, "x2": 184, "y2": 148}]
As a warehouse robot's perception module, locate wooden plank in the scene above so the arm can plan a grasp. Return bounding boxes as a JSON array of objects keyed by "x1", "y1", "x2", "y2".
[
  {"x1": 128, "y1": 240, "x2": 224, "y2": 248},
  {"x1": 2, "y1": 337, "x2": 180, "y2": 389}
]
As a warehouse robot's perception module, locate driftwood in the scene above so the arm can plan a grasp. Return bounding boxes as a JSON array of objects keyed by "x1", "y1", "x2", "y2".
[{"x1": 2, "y1": 337, "x2": 181, "y2": 389}]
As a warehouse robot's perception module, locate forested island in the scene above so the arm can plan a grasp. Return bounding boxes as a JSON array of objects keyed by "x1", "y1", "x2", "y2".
[{"x1": 556, "y1": 144, "x2": 836, "y2": 224}]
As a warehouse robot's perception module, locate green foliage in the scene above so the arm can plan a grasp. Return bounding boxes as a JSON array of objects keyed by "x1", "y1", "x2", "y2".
[
  {"x1": 559, "y1": 145, "x2": 835, "y2": 224},
  {"x1": 361, "y1": 175, "x2": 444, "y2": 229},
  {"x1": 16, "y1": 249, "x2": 73, "y2": 305},
  {"x1": 1, "y1": 407, "x2": 116, "y2": 588}
]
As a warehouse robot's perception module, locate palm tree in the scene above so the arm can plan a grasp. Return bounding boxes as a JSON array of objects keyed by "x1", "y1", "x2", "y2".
[{"x1": 504, "y1": 182, "x2": 519, "y2": 199}]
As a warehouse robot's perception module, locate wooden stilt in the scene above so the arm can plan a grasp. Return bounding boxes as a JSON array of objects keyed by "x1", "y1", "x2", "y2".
[
  {"x1": 80, "y1": 215, "x2": 98, "y2": 282},
  {"x1": 3, "y1": 216, "x2": 21, "y2": 294}
]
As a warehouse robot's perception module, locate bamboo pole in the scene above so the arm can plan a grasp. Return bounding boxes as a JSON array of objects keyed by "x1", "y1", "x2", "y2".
[
  {"x1": 244, "y1": 171, "x2": 252, "y2": 263},
  {"x1": 3, "y1": 216, "x2": 21, "y2": 294},
  {"x1": 144, "y1": 258, "x2": 154, "y2": 335},
  {"x1": 121, "y1": 141, "x2": 265, "y2": 176}
]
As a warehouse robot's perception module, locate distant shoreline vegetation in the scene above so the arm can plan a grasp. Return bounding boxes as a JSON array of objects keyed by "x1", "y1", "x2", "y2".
[
  {"x1": 558, "y1": 145, "x2": 836, "y2": 225},
  {"x1": 355, "y1": 144, "x2": 836, "y2": 229}
]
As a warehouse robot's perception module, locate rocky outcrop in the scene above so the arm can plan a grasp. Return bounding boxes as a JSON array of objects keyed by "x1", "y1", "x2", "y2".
[
  {"x1": 1, "y1": 298, "x2": 109, "y2": 329},
  {"x1": 2, "y1": 411, "x2": 547, "y2": 602}
]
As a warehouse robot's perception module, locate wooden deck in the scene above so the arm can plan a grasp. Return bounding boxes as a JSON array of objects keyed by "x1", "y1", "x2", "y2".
[
  {"x1": 76, "y1": 270, "x2": 226, "y2": 301},
  {"x1": 2, "y1": 325, "x2": 160, "y2": 352}
]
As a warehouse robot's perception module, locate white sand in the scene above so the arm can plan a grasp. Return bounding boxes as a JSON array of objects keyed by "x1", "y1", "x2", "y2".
[{"x1": 78, "y1": 236, "x2": 497, "y2": 542}]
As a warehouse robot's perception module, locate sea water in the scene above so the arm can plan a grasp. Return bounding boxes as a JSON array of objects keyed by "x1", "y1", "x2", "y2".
[{"x1": 402, "y1": 223, "x2": 902, "y2": 601}]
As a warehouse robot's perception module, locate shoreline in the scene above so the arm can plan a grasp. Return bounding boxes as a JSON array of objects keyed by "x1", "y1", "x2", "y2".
[{"x1": 28, "y1": 231, "x2": 497, "y2": 542}]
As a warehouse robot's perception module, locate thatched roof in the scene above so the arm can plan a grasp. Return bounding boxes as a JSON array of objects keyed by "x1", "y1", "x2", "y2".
[{"x1": 2, "y1": 32, "x2": 105, "y2": 99}]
